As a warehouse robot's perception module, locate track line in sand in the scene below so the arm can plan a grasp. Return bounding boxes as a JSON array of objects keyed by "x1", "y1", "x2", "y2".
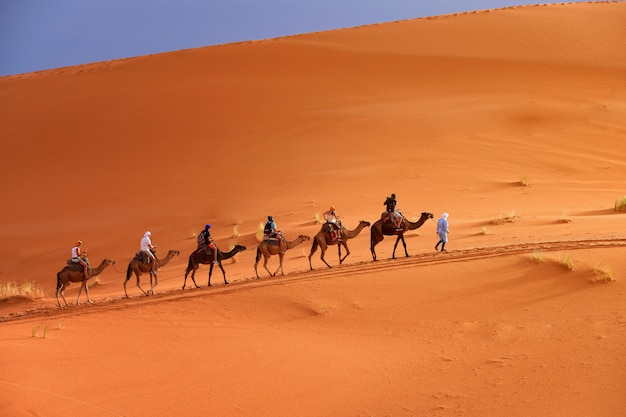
[
  {"x1": 0, "y1": 380, "x2": 128, "y2": 417},
  {"x1": 3, "y1": 237, "x2": 625, "y2": 323}
]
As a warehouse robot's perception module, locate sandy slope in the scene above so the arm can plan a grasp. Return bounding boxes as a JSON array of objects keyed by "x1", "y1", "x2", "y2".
[{"x1": 1, "y1": 2, "x2": 626, "y2": 416}]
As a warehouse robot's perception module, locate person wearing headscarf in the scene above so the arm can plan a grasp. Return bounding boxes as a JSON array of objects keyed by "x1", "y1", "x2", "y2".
[
  {"x1": 140, "y1": 231, "x2": 157, "y2": 274},
  {"x1": 435, "y1": 213, "x2": 449, "y2": 252}
]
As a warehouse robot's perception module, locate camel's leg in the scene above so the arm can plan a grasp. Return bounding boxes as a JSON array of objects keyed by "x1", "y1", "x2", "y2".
[
  {"x1": 392, "y1": 235, "x2": 409, "y2": 258},
  {"x1": 84, "y1": 280, "x2": 94, "y2": 304},
  {"x1": 400, "y1": 235, "x2": 409, "y2": 257},
  {"x1": 190, "y1": 265, "x2": 200, "y2": 288},
  {"x1": 207, "y1": 264, "x2": 214, "y2": 286},
  {"x1": 319, "y1": 244, "x2": 332, "y2": 269},
  {"x1": 148, "y1": 272, "x2": 159, "y2": 295},
  {"x1": 135, "y1": 273, "x2": 148, "y2": 296},
  {"x1": 254, "y1": 249, "x2": 263, "y2": 278},
  {"x1": 339, "y1": 242, "x2": 350, "y2": 264},
  {"x1": 274, "y1": 253, "x2": 285, "y2": 276},
  {"x1": 217, "y1": 263, "x2": 228, "y2": 285},
  {"x1": 392, "y1": 235, "x2": 401, "y2": 259},
  {"x1": 183, "y1": 266, "x2": 192, "y2": 290},
  {"x1": 263, "y1": 254, "x2": 274, "y2": 277},
  {"x1": 308, "y1": 240, "x2": 318, "y2": 271},
  {"x1": 370, "y1": 240, "x2": 379, "y2": 261},
  {"x1": 75, "y1": 281, "x2": 93, "y2": 305},
  {"x1": 56, "y1": 284, "x2": 68, "y2": 308}
]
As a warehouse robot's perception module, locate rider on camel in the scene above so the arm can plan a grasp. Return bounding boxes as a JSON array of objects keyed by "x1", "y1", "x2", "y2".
[
  {"x1": 323, "y1": 206, "x2": 342, "y2": 240},
  {"x1": 264, "y1": 215, "x2": 287, "y2": 254},
  {"x1": 140, "y1": 231, "x2": 158, "y2": 276},
  {"x1": 384, "y1": 193, "x2": 403, "y2": 229},
  {"x1": 197, "y1": 224, "x2": 219, "y2": 264},
  {"x1": 70, "y1": 240, "x2": 90, "y2": 280}
]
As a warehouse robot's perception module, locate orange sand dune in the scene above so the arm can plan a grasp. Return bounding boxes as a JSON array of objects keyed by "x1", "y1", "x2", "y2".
[{"x1": 1, "y1": 2, "x2": 625, "y2": 416}]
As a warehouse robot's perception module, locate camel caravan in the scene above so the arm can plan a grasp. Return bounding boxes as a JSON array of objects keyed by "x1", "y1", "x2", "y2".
[{"x1": 55, "y1": 195, "x2": 436, "y2": 307}]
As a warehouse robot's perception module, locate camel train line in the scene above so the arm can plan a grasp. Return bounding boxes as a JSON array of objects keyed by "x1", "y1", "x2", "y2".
[{"x1": 55, "y1": 208, "x2": 434, "y2": 307}]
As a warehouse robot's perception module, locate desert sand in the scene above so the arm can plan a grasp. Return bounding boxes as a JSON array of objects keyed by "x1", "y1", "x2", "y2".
[{"x1": 1, "y1": 2, "x2": 626, "y2": 416}]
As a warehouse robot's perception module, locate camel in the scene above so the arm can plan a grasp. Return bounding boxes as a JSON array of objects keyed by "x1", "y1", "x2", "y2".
[
  {"x1": 370, "y1": 212, "x2": 434, "y2": 260},
  {"x1": 56, "y1": 258, "x2": 115, "y2": 307},
  {"x1": 123, "y1": 249, "x2": 180, "y2": 297},
  {"x1": 308, "y1": 220, "x2": 371, "y2": 270},
  {"x1": 182, "y1": 244, "x2": 247, "y2": 289},
  {"x1": 254, "y1": 235, "x2": 310, "y2": 278}
]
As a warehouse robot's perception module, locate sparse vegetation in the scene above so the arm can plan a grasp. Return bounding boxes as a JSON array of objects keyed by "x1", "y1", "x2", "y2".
[
  {"x1": 0, "y1": 281, "x2": 45, "y2": 300},
  {"x1": 530, "y1": 251, "x2": 544, "y2": 263},
  {"x1": 614, "y1": 196, "x2": 626, "y2": 211},
  {"x1": 315, "y1": 212, "x2": 323, "y2": 224},
  {"x1": 557, "y1": 254, "x2": 575, "y2": 271},
  {"x1": 519, "y1": 175, "x2": 530, "y2": 186},
  {"x1": 559, "y1": 210, "x2": 572, "y2": 223},
  {"x1": 481, "y1": 226, "x2": 489, "y2": 235},
  {"x1": 592, "y1": 264, "x2": 615, "y2": 283},
  {"x1": 32, "y1": 323, "x2": 56, "y2": 338},
  {"x1": 493, "y1": 210, "x2": 517, "y2": 225},
  {"x1": 255, "y1": 222, "x2": 265, "y2": 242},
  {"x1": 233, "y1": 224, "x2": 240, "y2": 237}
]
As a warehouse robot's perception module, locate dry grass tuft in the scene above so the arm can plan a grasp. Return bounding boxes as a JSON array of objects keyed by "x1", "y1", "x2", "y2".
[
  {"x1": 529, "y1": 251, "x2": 544, "y2": 263},
  {"x1": 557, "y1": 254, "x2": 575, "y2": 271},
  {"x1": 493, "y1": 210, "x2": 517, "y2": 225},
  {"x1": 518, "y1": 175, "x2": 531, "y2": 186},
  {"x1": 0, "y1": 281, "x2": 45, "y2": 300},
  {"x1": 255, "y1": 222, "x2": 265, "y2": 242},
  {"x1": 592, "y1": 264, "x2": 615, "y2": 283}
]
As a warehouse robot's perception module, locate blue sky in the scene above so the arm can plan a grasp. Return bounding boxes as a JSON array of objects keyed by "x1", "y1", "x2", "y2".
[{"x1": 1, "y1": 0, "x2": 575, "y2": 76}]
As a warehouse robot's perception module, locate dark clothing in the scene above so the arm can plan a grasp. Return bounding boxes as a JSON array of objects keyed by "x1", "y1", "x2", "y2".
[
  {"x1": 384, "y1": 196, "x2": 397, "y2": 212},
  {"x1": 264, "y1": 221, "x2": 278, "y2": 237},
  {"x1": 197, "y1": 229, "x2": 211, "y2": 246}
]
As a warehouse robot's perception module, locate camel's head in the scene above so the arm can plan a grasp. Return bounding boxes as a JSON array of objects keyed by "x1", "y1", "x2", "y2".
[
  {"x1": 105, "y1": 259, "x2": 116, "y2": 265},
  {"x1": 360, "y1": 220, "x2": 371, "y2": 227},
  {"x1": 234, "y1": 244, "x2": 247, "y2": 252},
  {"x1": 423, "y1": 212, "x2": 434, "y2": 219},
  {"x1": 299, "y1": 235, "x2": 311, "y2": 241}
]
